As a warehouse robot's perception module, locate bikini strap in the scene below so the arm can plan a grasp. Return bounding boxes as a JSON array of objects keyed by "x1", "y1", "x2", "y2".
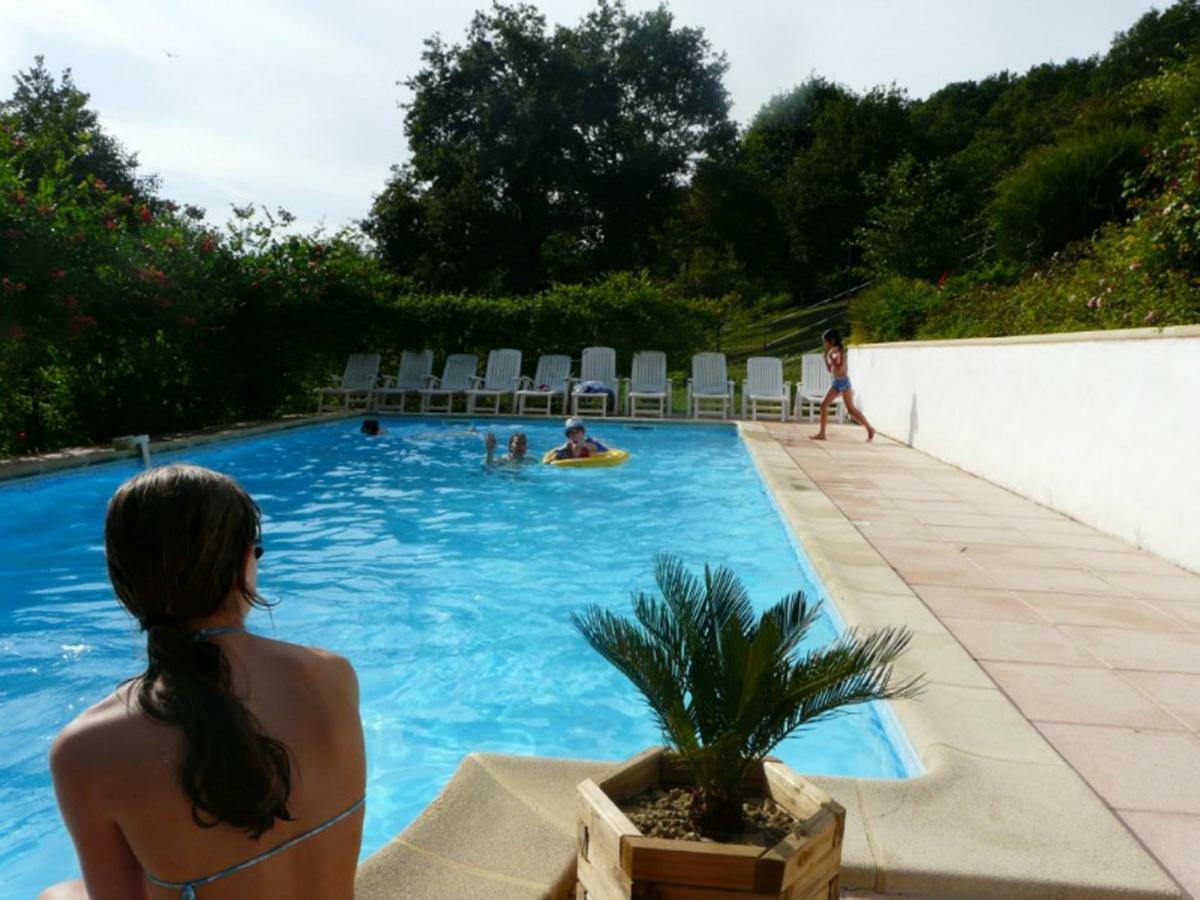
[
  {"x1": 189, "y1": 625, "x2": 247, "y2": 641},
  {"x1": 144, "y1": 796, "x2": 365, "y2": 897}
]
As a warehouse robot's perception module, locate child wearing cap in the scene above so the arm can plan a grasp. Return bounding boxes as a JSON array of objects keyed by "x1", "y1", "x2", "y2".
[{"x1": 552, "y1": 417, "x2": 608, "y2": 460}]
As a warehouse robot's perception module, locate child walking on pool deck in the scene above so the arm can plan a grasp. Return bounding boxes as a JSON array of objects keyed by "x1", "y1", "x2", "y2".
[{"x1": 811, "y1": 328, "x2": 875, "y2": 442}]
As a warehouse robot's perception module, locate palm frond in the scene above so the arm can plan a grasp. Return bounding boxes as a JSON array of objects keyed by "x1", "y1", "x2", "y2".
[{"x1": 571, "y1": 605, "x2": 698, "y2": 752}]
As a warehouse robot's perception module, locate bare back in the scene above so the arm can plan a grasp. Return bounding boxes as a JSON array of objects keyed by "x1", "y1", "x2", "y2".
[{"x1": 50, "y1": 634, "x2": 365, "y2": 900}]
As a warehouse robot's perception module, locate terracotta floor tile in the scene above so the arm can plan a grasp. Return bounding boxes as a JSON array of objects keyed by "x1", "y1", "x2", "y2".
[
  {"x1": 963, "y1": 544, "x2": 1076, "y2": 570},
  {"x1": 991, "y1": 566, "x2": 1124, "y2": 596},
  {"x1": 1033, "y1": 531, "x2": 1153, "y2": 553},
  {"x1": 1037, "y1": 723, "x2": 1200, "y2": 813},
  {"x1": 1005, "y1": 515, "x2": 1092, "y2": 535},
  {"x1": 894, "y1": 561, "x2": 1003, "y2": 590},
  {"x1": 857, "y1": 521, "x2": 937, "y2": 541},
  {"x1": 1145, "y1": 599, "x2": 1200, "y2": 631},
  {"x1": 1066, "y1": 549, "x2": 1187, "y2": 577},
  {"x1": 1059, "y1": 627, "x2": 1200, "y2": 674},
  {"x1": 890, "y1": 500, "x2": 979, "y2": 516},
  {"x1": 1016, "y1": 592, "x2": 1188, "y2": 631},
  {"x1": 1117, "y1": 811, "x2": 1200, "y2": 900},
  {"x1": 941, "y1": 618, "x2": 1102, "y2": 666},
  {"x1": 924, "y1": 525, "x2": 1030, "y2": 545},
  {"x1": 869, "y1": 538, "x2": 969, "y2": 557},
  {"x1": 914, "y1": 585, "x2": 1041, "y2": 623},
  {"x1": 908, "y1": 510, "x2": 1001, "y2": 528},
  {"x1": 1101, "y1": 571, "x2": 1200, "y2": 602},
  {"x1": 982, "y1": 661, "x2": 1184, "y2": 729},
  {"x1": 1122, "y1": 672, "x2": 1200, "y2": 730}
]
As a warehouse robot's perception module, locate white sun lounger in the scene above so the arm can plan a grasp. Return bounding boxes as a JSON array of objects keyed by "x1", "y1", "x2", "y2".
[
  {"x1": 465, "y1": 348, "x2": 523, "y2": 415},
  {"x1": 515, "y1": 354, "x2": 572, "y2": 415},
  {"x1": 625, "y1": 351, "x2": 672, "y2": 418},
  {"x1": 374, "y1": 349, "x2": 434, "y2": 412},
  {"x1": 687, "y1": 352, "x2": 734, "y2": 419},
  {"x1": 742, "y1": 356, "x2": 790, "y2": 422},
  {"x1": 571, "y1": 346, "x2": 619, "y2": 417},
  {"x1": 315, "y1": 352, "x2": 381, "y2": 412},
  {"x1": 795, "y1": 353, "x2": 846, "y2": 423},
  {"x1": 419, "y1": 354, "x2": 478, "y2": 414}
]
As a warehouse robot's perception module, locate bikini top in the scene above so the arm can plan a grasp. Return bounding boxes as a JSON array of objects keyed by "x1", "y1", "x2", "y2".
[
  {"x1": 144, "y1": 797, "x2": 365, "y2": 898},
  {"x1": 144, "y1": 626, "x2": 365, "y2": 898}
]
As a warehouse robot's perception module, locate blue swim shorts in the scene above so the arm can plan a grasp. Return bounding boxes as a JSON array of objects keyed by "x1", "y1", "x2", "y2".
[{"x1": 832, "y1": 377, "x2": 851, "y2": 391}]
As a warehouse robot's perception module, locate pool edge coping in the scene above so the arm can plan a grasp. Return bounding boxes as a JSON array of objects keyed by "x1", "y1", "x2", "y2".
[{"x1": 735, "y1": 421, "x2": 1181, "y2": 899}]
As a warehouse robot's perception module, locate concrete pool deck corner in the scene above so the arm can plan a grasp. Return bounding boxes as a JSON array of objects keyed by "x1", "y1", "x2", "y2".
[{"x1": 356, "y1": 420, "x2": 1191, "y2": 899}]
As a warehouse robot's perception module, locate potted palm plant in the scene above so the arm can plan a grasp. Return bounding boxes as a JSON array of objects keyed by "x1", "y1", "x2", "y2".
[{"x1": 571, "y1": 553, "x2": 921, "y2": 900}]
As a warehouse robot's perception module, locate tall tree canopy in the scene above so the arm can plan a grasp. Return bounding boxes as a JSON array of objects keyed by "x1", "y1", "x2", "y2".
[
  {"x1": 0, "y1": 56, "x2": 151, "y2": 200},
  {"x1": 366, "y1": 0, "x2": 735, "y2": 293}
]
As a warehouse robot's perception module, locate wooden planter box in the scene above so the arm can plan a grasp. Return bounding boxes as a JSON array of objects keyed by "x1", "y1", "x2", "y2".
[{"x1": 575, "y1": 747, "x2": 845, "y2": 900}]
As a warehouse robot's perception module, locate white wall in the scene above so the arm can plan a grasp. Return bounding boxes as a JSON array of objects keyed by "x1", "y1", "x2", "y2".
[{"x1": 851, "y1": 326, "x2": 1200, "y2": 574}]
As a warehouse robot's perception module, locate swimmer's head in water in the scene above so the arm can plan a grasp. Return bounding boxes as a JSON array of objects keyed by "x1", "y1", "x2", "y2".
[
  {"x1": 564, "y1": 416, "x2": 586, "y2": 439},
  {"x1": 361, "y1": 419, "x2": 380, "y2": 435},
  {"x1": 508, "y1": 432, "x2": 528, "y2": 458}
]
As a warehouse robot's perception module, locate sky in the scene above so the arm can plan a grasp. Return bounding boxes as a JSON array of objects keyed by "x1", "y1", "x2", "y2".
[{"x1": 0, "y1": 0, "x2": 1168, "y2": 234}]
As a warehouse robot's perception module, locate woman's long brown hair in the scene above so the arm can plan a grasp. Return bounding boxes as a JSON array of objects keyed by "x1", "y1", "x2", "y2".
[{"x1": 105, "y1": 464, "x2": 293, "y2": 838}]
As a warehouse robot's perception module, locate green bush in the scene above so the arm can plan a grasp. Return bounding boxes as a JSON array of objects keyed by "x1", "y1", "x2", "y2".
[
  {"x1": 990, "y1": 125, "x2": 1151, "y2": 261},
  {"x1": 379, "y1": 273, "x2": 719, "y2": 375},
  {"x1": 849, "y1": 277, "x2": 943, "y2": 343}
]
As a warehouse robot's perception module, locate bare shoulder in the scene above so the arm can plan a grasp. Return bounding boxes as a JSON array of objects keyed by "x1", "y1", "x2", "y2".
[
  {"x1": 259, "y1": 638, "x2": 359, "y2": 704},
  {"x1": 50, "y1": 685, "x2": 151, "y2": 779}
]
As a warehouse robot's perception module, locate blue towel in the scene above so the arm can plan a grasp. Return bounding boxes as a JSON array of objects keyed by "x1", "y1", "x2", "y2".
[{"x1": 574, "y1": 381, "x2": 615, "y2": 412}]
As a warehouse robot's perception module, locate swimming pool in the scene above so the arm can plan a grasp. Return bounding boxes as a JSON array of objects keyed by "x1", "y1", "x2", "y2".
[{"x1": 0, "y1": 418, "x2": 916, "y2": 895}]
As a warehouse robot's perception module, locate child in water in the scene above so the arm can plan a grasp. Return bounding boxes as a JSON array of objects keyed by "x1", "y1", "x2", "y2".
[
  {"x1": 552, "y1": 417, "x2": 608, "y2": 460},
  {"x1": 811, "y1": 329, "x2": 875, "y2": 442}
]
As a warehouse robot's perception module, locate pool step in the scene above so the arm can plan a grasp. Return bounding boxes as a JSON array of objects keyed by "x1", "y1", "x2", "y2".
[{"x1": 356, "y1": 753, "x2": 610, "y2": 900}]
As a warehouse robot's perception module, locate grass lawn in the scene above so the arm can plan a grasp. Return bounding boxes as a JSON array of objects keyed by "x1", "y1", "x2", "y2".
[{"x1": 663, "y1": 296, "x2": 850, "y2": 415}]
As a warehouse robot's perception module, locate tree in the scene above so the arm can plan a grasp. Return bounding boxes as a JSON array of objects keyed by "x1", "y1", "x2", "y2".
[
  {"x1": 367, "y1": 1, "x2": 735, "y2": 293},
  {"x1": 857, "y1": 153, "x2": 969, "y2": 280},
  {"x1": 779, "y1": 86, "x2": 914, "y2": 292},
  {"x1": 1095, "y1": 0, "x2": 1200, "y2": 91},
  {"x1": 1, "y1": 57, "x2": 152, "y2": 199},
  {"x1": 742, "y1": 78, "x2": 848, "y2": 182}
]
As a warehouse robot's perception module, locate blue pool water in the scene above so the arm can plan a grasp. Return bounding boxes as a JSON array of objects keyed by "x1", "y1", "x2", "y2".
[{"x1": 0, "y1": 418, "x2": 916, "y2": 895}]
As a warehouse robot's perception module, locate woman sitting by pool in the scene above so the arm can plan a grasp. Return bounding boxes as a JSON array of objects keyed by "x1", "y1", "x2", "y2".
[
  {"x1": 551, "y1": 416, "x2": 608, "y2": 460},
  {"x1": 41, "y1": 465, "x2": 365, "y2": 900}
]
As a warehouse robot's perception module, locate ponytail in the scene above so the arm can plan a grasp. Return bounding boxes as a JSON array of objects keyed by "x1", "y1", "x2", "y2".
[
  {"x1": 107, "y1": 465, "x2": 294, "y2": 838},
  {"x1": 138, "y1": 618, "x2": 293, "y2": 837}
]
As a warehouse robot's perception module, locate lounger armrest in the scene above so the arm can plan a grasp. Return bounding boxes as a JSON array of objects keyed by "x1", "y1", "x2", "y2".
[
  {"x1": 379, "y1": 375, "x2": 396, "y2": 390},
  {"x1": 516, "y1": 375, "x2": 534, "y2": 390},
  {"x1": 424, "y1": 375, "x2": 442, "y2": 390},
  {"x1": 468, "y1": 376, "x2": 485, "y2": 389}
]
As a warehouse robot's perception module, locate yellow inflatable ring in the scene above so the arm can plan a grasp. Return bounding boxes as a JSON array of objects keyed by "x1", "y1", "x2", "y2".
[{"x1": 542, "y1": 448, "x2": 630, "y2": 468}]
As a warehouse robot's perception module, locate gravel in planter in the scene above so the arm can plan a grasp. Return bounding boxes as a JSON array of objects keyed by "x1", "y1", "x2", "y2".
[{"x1": 619, "y1": 787, "x2": 799, "y2": 848}]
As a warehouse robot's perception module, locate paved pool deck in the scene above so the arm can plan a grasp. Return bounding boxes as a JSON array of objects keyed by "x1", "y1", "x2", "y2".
[{"x1": 761, "y1": 421, "x2": 1199, "y2": 899}]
